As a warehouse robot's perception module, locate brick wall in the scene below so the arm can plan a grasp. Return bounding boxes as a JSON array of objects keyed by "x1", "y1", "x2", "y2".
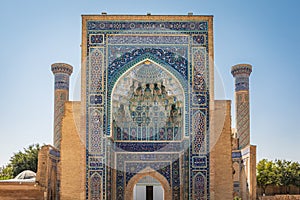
[
  {"x1": 36, "y1": 145, "x2": 60, "y2": 199},
  {"x1": 257, "y1": 185, "x2": 300, "y2": 196},
  {"x1": 259, "y1": 195, "x2": 300, "y2": 200},
  {"x1": 210, "y1": 100, "x2": 234, "y2": 200},
  {"x1": 60, "y1": 101, "x2": 85, "y2": 199},
  {"x1": 0, "y1": 182, "x2": 44, "y2": 200}
]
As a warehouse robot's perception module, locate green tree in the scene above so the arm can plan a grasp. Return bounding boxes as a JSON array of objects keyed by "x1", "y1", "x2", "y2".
[
  {"x1": 257, "y1": 159, "x2": 300, "y2": 195},
  {"x1": 0, "y1": 165, "x2": 13, "y2": 180},
  {"x1": 257, "y1": 159, "x2": 276, "y2": 195},
  {"x1": 275, "y1": 159, "x2": 294, "y2": 194},
  {"x1": 10, "y1": 144, "x2": 40, "y2": 177},
  {"x1": 295, "y1": 166, "x2": 300, "y2": 194},
  {"x1": 0, "y1": 144, "x2": 40, "y2": 179},
  {"x1": 290, "y1": 161, "x2": 300, "y2": 194}
]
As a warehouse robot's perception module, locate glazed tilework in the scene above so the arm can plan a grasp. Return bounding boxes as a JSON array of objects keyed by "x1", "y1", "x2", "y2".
[
  {"x1": 87, "y1": 21, "x2": 208, "y2": 31},
  {"x1": 88, "y1": 170, "x2": 105, "y2": 200},
  {"x1": 235, "y1": 77, "x2": 250, "y2": 91},
  {"x1": 231, "y1": 64, "x2": 252, "y2": 92},
  {"x1": 125, "y1": 161, "x2": 171, "y2": 184},
  {"x1": 192, "y1": 156, "x2": 207, "y2": 168},
  {"x1": 107, "y1": 46, "x2": 188, "y2": 80},
  {"x1": 84, "y1": 18, "x2": 211, "y2": 200},
  {"x1": 90, "y1": 34, "x2": 104, "y2": 45},
  {"x1": 89, "y1": 48, "x2": 104, "y2": 92},
  {"x1": 54, "y1": 73, "x2": 70, "y2": 90},
  {"x1": 236, "y1": 93, "x2": 250, "y2": 149},
  {"x1": 89, "y1": 108, "x2": 103, "y2": 154},
  {"x1": 114, "y1": 141, "x2": 188, "y2": 152},
  {"x1": 107, "y1": 35, "x2": 189, "y2": 44},
  {"x1": 232, "y1": 151, "x2": 242, "y2": 159},
  {"x1": 231, "y1": 64, "x2": 252, "y2": 150},
  {"x1": 193, "y1": 171, "x2": 207, "y2": 199},
  {"x1": 192, "y1": 48, "x2": 207, "y2": 92},
  {"x1": 106, "y1": 50, "x2": 190, "y2": 138},
  {"x1": 51, "y1": 63, "x2": 73, "y2": 149},
  {"x1": 116, "y1": 153, "x2": 180, "y2": 199},
  {"x1": 90, "y1": 94, "x2": 103, "y2": 105},
  {"x1": 192, "y1": 34, "x2": 207, "y2": 45},
  {"x1": 89, "y1": 172, "x2": 102, "y2": 199},
  {"x1": 192, "y1": 110, "x2": 206, "y2": 154},
  {"x1": 53, "y1": 91, "x2": 67, "y2": 148}
]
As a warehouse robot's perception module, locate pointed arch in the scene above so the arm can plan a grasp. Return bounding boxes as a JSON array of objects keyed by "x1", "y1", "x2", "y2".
[
  {"x1": 89, "y1": 172, "x2": 102, "y2": 200},
  {"x1": 125, "y1": 167, "x2": 172, "y2": 200},
  {"x1": 193, "y1": 172, "x2": 207, "y2": 200},
  {"x1": 109, "y1": 58, "x2": 186, "y2": 140},
  {"x1": 108, "y1": 54, "x2": 188, "y2": 94},
  {"x1": 108, "y1": 49, "x2": 188, "y2": 88}
]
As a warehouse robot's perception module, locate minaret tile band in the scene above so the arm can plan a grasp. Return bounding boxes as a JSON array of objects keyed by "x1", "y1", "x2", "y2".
[
  {"x1": 231, "y1": 64, "x2": 252, "y2": 149},
  {"x1": 51, "y1": 63, "x2": 73, "y2": 75},
  {"x1": 51, "y1": 63, "x2": 73, "y2": 149},
  {"x1": 231, "y1": 64, "x2": 252, "y2": 92}
]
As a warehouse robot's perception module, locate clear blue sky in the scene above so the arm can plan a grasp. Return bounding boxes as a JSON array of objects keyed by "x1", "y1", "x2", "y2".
[{"x1": 0, "y1": 0, "x2": 299, "y2": 166}]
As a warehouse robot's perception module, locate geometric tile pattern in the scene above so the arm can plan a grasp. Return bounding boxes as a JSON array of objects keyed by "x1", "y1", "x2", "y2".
[
  {"x1": 89, "y1": 48, "x2": 104, "y2": 92},
  {"x1": 87, "y1": 21, "x2": 208, "y2": 31},
  {"x1": 193, "y1": 171, "x2": 207, "y2": 200},
  {"x1": 51, "y1": 63, "x2": 72, "y2": 149},
  {"x1": 53, "y1": 91, "x2": 67, "y2": 149},
  {"x1": 115, "y1": 153, "x2": 180, "y2": 199},
  {"x1": 231, "y1": 64, "x2": 252, "y2": 149},
  {"x1": 236, "y1": 93, "x2": 250, "y2": 149},
  {"x1": 84, "y1": 17, "x2": 211, "y2": 200},
  {"x1": 192, "y1": 48, "x2": 207, "y2": 92},
  {"x1": 89, "y1": 108, "x2": 103, "y2": 154},
  {"x1": 192, "y1": 110, "x2": 206, "y2": 154},
  {"x1": 89, "y1": 172, "x2": 102, "y2": 199}
]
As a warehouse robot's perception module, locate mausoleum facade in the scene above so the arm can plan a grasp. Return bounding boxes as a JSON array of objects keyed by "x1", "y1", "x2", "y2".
[{"x1": 36, "y1": 14, "x2": 256, "y2": 200}]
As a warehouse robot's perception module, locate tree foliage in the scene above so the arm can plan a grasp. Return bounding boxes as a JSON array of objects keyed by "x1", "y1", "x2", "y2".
[
  {"x1": 257, "y1": 159, "x2": 300, "y2": 194},
  {"x1": 275, "y1": 160, "x2": 292, "y2": 193},
  {"x1": 0, "y1": 144, "x2": 40, "y2": 179},
  {"x1": 257, "y1": 159, "x2": 277, "y2": 194},
  {"x1": 0, "y1": 165, "x2": 13, "y2": 180},
  {"x1": 290, "y1": 161, "x2": 300, "y2": 193}
]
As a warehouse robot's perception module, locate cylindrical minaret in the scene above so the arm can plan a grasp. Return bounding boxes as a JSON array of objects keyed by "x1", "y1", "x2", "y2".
[
  {"x1": 51, "y1": 63, "x2": 73, "y2": 149},
  {"x1": 231, "y1": 64, "x2": 252, "y2": 149}
]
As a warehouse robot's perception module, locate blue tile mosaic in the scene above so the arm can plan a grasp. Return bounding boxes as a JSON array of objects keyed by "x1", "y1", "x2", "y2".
[{"x1": 84, "y1": 18, "x2": 211, "y2": 200}]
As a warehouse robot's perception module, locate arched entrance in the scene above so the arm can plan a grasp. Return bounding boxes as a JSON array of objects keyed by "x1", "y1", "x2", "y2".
[
  {"x1": 133, "y1": 176, "x2": 163, "y2": 200},
  {"x1": 125, "y1": 167, "x2": 171, "y2": 200}
]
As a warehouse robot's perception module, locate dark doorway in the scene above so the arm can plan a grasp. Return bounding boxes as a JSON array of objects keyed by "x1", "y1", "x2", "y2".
[
  {"x1": 146, "y1": 186, "x2": 153, "y2": 200},
  {"x1": 134, "y1": 176, "x2": 164, "y2": 200}
]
